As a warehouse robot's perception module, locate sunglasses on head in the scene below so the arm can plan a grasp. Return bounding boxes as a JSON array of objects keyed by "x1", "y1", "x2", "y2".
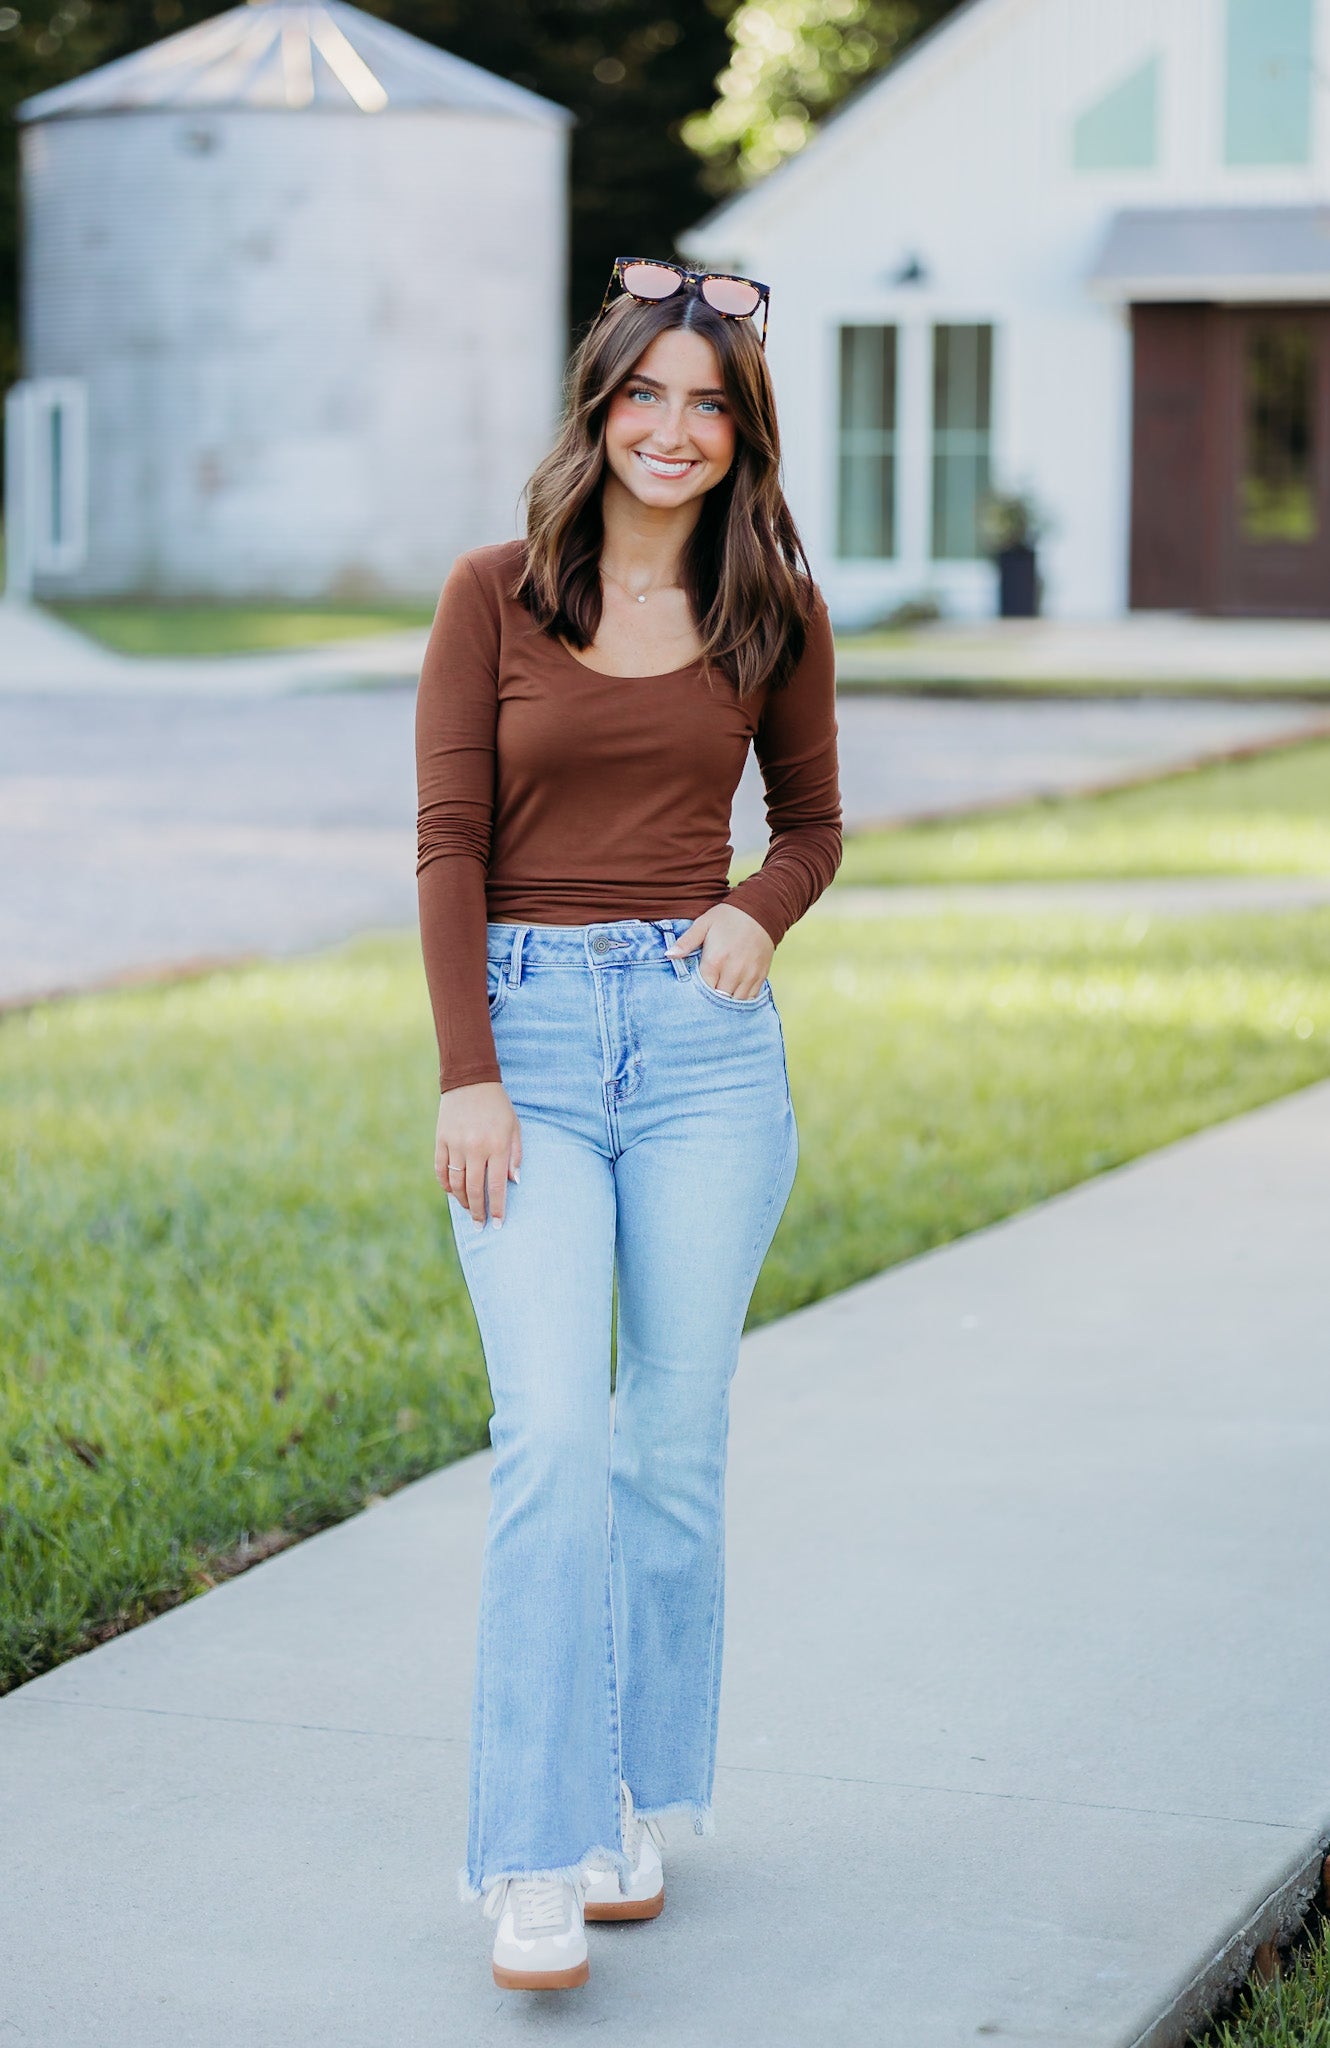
[{"x1": 598, "y1": 257, "x2": 771, "y2": 350}]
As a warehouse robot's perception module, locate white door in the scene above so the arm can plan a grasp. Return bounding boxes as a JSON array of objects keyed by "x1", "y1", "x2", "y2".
[{"x1": 4, "y1": 379, "x2": 88, "y2": 599}]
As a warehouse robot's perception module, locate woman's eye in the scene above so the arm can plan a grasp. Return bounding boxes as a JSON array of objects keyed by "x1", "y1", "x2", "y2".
[
  {"x1": 697, "y1": 399, "x2": 723, "y2": 414},
  {"x1": 627, "y1": 386, "x2": 657, "y2": 404}
]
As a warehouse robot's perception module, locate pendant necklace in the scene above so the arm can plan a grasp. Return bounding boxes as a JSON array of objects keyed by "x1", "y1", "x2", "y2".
[{"x1": 603, "y1": 567, "x2": 681, "y2": 607}]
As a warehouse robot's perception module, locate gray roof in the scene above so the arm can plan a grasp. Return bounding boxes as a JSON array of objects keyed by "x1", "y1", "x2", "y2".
[
  {"x1": 1089, "y1": 206, "x2": 1330, "y2": 302},
  {"x1": 18, "y1": 0, "x2": 572, "y2": 123}
]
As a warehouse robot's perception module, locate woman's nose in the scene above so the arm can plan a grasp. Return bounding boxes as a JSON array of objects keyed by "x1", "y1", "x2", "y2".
[{"x1": 651, "y1": 408, "x2": 688, "y2": 448}]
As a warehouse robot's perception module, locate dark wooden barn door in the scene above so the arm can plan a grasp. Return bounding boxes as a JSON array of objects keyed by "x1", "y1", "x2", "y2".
[
  {"x1": 1129, "y1": 303, "x2": 1330, "y2": 616},
  {"x1": 1212, "y1": 308, "x2": 1330, "y2": 614},
  {"x1": 1129, "y1": 306, "x2": 1213, "y2": 611}
]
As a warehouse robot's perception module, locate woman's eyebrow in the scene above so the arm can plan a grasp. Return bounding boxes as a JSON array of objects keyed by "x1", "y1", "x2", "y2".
[{"x1": 629, "y1": 375, "x2": 727, "y2": 398}]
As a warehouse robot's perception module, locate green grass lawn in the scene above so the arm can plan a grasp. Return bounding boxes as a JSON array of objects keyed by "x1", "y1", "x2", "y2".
[
  {"x1": 833, "y1": 735, "x2": 1330, "y2": 884},
  {"x1": 1191, "y1": 1915, "x2": 1330, "y2": 2046},
  {"x1": 5, "y1": 907, "x2": 1330, "y2": 1694},
  {"x1": 47, "y1": 601, "x2": 435, "y2": 657}
]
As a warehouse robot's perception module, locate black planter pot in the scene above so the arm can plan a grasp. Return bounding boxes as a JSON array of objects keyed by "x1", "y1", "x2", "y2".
[{"x1": 996, "y1": 542, "x2": 1038, "y2": 618}]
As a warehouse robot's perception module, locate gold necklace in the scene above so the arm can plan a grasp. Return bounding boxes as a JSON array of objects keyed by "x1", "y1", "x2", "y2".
[{"x1": 602, "y1": 565, "x2": 682, "y2": 606}]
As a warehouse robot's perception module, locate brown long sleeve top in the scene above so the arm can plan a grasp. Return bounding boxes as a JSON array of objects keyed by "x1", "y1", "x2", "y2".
[{"x1": 415, "y1": 538, "x2": 843, "y2": 1093}]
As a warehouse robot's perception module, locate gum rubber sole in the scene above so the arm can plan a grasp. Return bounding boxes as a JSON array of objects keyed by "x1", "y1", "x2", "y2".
[
  {"x1": 492, "y1": 1956, "x2": 590, "y2": 1990},
  {"x1": 584, "y1": 1886, "x2": 665, "y2": 1923}
]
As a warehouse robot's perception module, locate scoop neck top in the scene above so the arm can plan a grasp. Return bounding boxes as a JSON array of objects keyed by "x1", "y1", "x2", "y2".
[
  {"x1": 554, "y1": 634, "x2": 705, "y2": 683},
  {"x1": 415, "y1": 537, "x2": 843, "y2": 1093}
]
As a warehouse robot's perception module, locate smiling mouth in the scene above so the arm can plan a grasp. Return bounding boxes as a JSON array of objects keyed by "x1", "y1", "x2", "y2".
[{"x1": 634, "y1": 451, "x2": 698, "y2": 479}]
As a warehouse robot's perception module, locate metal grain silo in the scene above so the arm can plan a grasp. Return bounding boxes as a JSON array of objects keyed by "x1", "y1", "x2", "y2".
[{"x1": 12, "y1": 0, "x2": 571, "y2": 601}]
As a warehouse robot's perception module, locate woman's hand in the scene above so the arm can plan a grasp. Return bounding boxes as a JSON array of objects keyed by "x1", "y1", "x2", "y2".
[
  {"x1": 435, "y1": 1082, "x2": 522, "y2": 1229},
  {"x1": 665, "y1": 901, "x2": 775, "y2": 999}
]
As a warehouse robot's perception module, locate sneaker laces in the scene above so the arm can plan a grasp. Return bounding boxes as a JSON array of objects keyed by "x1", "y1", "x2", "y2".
[
  {"x1": 483, "y1": 1874, "x2": 585, "y2": 1937},
  {"x1": 620, "y1": 1782, "x2": 665, "y2": 1862},
  {"x1": 582, "y1": 1782, "x2": 665, "y2": 1876}
]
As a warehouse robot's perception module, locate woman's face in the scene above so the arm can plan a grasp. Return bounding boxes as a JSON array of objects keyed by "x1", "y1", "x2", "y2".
[{"x1": 602, "y1": 328, "x2": 737, "y2": 510}]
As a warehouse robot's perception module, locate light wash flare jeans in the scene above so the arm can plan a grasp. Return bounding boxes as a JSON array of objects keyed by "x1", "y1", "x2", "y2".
[{"x1": 449, "y1": 915, "x2": 799, "y2": 1904}]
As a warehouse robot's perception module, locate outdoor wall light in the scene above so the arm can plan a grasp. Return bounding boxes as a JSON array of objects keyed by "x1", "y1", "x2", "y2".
[{"x1": 886, "y1": 253, "x2": 929, "y2": 286}]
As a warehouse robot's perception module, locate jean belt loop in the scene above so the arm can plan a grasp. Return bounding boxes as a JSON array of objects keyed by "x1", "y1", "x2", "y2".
[
  {"x1": 508, "y1": 927, "x2": 527, "y2": 988},
  {"x1": 664, "y1": 918, "x2": 690, "y2": 982}
]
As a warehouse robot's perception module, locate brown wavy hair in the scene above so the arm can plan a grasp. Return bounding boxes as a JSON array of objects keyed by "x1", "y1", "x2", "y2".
[{"x1": 515, "y1": 290, "x2": 816, "y2": 698}]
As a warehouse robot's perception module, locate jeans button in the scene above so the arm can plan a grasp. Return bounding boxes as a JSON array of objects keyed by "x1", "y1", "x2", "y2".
[{"x1": 591, "y1": 935, "x2": 609, "y2": 953}]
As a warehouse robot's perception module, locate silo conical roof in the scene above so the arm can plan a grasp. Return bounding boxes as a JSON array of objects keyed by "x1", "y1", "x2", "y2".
[{"x1": 18, "y1": 0, "x2": 572, "y2": 123}]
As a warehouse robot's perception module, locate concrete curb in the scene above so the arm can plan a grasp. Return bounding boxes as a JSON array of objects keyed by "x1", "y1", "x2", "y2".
[{"x1": 1128, "y1": 1834, "x2": 1330, "y2": 2048}]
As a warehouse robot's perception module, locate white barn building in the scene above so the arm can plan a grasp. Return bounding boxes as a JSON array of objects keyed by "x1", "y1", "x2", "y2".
[
  {"x1": 683, "y1": 0, "x2": 1330, "y2": 624},
  {"x1": 7, "y1": 0, "x2": 571, "y2": 602}
]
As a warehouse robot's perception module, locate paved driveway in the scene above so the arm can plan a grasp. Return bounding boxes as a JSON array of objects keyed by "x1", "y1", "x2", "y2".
[{"x1": 2, "y1": 686, "x2": 1324, "y2": 1006}]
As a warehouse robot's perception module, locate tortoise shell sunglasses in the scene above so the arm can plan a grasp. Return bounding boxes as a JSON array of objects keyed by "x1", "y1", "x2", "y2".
[{"x1": 597, "y1": 257, "x2": 771, "y2": 350}]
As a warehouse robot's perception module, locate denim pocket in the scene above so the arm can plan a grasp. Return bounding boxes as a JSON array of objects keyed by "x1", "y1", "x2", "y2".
[
  {"x1": 485, "y1": 959, "x2": 511, "y2": 1019},
  {"x1": 687, "y1": 954, "x2": 773, "y2": 1011}
]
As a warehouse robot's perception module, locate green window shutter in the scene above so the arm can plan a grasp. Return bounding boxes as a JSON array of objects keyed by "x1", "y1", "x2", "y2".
[
  {"x1": 836, "y1": 326, "x2": 897, "y2": 559},
  {"x1": 1072, "y1": 55, "x2": 1159, "y2": 171},
  {"x1": 1225, "y1": 0, "x2": 1313, "y2": 166}
]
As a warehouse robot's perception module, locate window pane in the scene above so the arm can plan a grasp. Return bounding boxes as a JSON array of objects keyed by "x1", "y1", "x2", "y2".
[
  {"x1": 1225, "y1": 0, "x2": 1312, "y2": 167},
  {"x1": 1072, "y1": 56, "x2": 1159, "y2": 171},
  {"x1": 931, "y1": 324, "x2": 992, "y2": 560},
  {"x1": 1242, "y1": 323, "x2": 1317, "y2": 542},
  {"x1": 837, "y1": 325, "x2": 896, "y2": 558}
]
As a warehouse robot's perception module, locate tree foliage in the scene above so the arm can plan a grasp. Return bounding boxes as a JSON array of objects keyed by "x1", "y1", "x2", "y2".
[
  {"x1": 683, "y1": 0, "x2": 961, "y2": 191},
  {"x1": 0, "y1": 0, "x2": 963, "y2": 412},
  {"x1": 0, "y1": 0, "x2": 732, "y2": 396},
  {"x1": 364, "y1": 0, "x2": 735, "y2": 323}
]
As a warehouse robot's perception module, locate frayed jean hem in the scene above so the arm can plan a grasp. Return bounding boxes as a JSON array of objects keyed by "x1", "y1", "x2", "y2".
[
  {"x1": 458, "y1": 1843, "x2": 635, "y2": 1909},
  {"x1": 633, "y1": 1798, "x2": 714, "y2": 1838}
]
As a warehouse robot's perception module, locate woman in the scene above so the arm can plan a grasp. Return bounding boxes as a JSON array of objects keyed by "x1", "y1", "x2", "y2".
[{"x1": 414, "y1": 258, "x2": 842, "y2": 1992}]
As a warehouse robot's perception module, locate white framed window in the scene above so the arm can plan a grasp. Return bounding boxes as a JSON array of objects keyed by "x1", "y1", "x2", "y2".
[
  {"x1": 836, "y1": 325, "x2": 897, "y2": 558},
  {"x1": 931, "y1": 325, "x2": 992, "y2": 561}
]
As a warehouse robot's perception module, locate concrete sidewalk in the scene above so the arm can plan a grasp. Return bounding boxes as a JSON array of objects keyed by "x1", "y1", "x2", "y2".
[
  {"x1": 837, "y1": 612, "x2": 1330, "y2": 689},
  {"x1": 5, "y1": 1082, "x2": 1329, "y2": 2045},
  {"x1": 8, "y1": 597, "x2": 1330, "y2": 698}
]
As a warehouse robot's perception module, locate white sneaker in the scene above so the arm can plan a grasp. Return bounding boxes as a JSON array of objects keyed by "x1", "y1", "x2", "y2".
[
  {"x1": 484, "y1": 1874, "x2": 590, "y2": 1990},
  {"x1": 582, "y1": 1781, "x2": 666, "y2": 1922}
]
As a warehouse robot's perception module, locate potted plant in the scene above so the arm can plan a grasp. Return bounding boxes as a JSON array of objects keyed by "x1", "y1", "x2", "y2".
[{"x1": 980, "y1": 490, "x2": 1047, "y2": 619}]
